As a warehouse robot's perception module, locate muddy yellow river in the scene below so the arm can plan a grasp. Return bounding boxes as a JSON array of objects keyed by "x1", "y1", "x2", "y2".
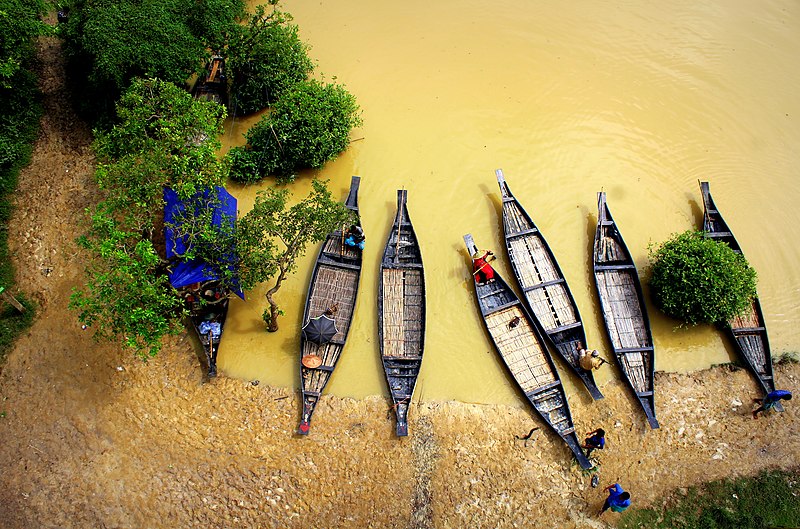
[{"x1": 217, "y1": 0, "x2": 800, "y2": 405}]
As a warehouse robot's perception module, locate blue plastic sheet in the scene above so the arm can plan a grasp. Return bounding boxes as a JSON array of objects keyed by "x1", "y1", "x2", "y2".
[{"x1": 164, "y1": 187, "x2": 245, "y2": 299}]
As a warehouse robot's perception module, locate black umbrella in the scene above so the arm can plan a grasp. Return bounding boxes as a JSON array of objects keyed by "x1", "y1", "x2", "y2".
[{"x1": 302, "y1": 314, "x2": 339, "y2": 345}]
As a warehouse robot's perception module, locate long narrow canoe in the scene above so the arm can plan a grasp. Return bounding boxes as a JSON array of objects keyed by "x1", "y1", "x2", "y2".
[
  {"x1": 496, "y1": 169, "x2": 603, "y2": 400},
  {"x1": 186, "y1": 283, "x2": 230, "y2": 378},
  {"x1": 464, "y1": 234, "x2": 592, "y2": 469},
  {"x1": 298, "y1": 176, "x2": 364, "y2": 435},
  {"x1": 592, "y1": 193, "x2": 659, "y2": 429},
  {"x1": 379, "y1": 190, "x2": 426, "y2": 436},
  {"x1": 699, "y1": 181, "x2": 777, "y2": 398}
]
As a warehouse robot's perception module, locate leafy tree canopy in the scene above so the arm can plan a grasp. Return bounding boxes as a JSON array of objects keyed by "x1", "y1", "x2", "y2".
[
  {"x1": 227, "y1": 3, "x2": 313, "y2": 115},
  {"x1": 92, "y1": 77, "x2": 228, "y2": 227},
  {"x1": 71, "y1": 78, "x2": 231, "y2": 356},
  {"x1": 648, "y1": 230, "x2": 757, "y2": 325},
  {"x1": 60, "y1": 0, "x2": 245, "y2": 122},
  {"x1": 0, "y1": 0, "x2": 50, "y2": 86},
  {"x1": 229, "y1": 79, "x2": 362, "y2": 183},
  {"x1": 236, "y1": 179, "x2": 355, "y2": 331}
]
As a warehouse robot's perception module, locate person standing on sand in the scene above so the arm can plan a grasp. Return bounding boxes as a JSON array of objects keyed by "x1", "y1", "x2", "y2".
[
  {"x1": 598, "y1": 483, "x2": 631, "y2": 516},
  {"x1": 752, "y1": 389, "x2": 792, "y2": 419},
  {"x1": 582, "y1": 428, "x2": 606, "y2": 458}
]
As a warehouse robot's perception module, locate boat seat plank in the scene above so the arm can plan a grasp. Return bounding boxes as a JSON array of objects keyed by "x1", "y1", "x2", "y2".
[
  {"x1": 303, "y1": 390, "x2": 322, "y2": 397},
  {"x1": 386, "y1": 262, "x2": 424, "y2": 269},
  {"x1": 383, "y1": 355, "x2": 423, "y2": 361},
  {"x1": 522, "y1": 278, "x2": 565, "y2": 292},
  {"x1": 319, "y1": 257, "x2": 361, "y2": 271},
  {"x1": 731, "y1": 326, "x2": 766, "y2": 334},
  {"x1": 595, "y1": 264, "x2": 636, "y2": 271},
  {"x1": 636, "y1": 391, "x2": 654, "y2": 397},
  {"x1": 548, "y1": 321, "x2": 582, "y2": 334},
  {"x1": 507, "y1": 227, "x2": 539, "y2": 239},
  {"x1": 707, "y1": 231, "x2": 733, "y2": 238},
  {"x1": 616, "y1": 346, "x2": 654, "y2": 353},
  {"x1": 525, "y1": 380, "x2": 562, "y2": 398},
  {"x1": 485, "y1": 300, "x2": 521, "y2": 315}
]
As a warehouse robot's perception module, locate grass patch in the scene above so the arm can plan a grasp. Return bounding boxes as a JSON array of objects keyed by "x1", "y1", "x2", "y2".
[
  {"x1": 776, "y1": 352, "x2": 799, "y2": 366},
  {"x1": 618, "y1": 467, "x2": 800, "y2": 529}
]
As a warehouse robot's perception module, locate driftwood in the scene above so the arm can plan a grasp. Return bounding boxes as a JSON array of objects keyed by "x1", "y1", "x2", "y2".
[{"x1": 0, "y1": 287, "x2": 25, "y2": 313}]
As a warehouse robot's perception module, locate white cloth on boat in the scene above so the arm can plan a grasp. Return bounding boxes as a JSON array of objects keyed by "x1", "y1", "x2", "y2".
[{"x1": 199, "y1": 321, "x2": 221, "y2": 339}]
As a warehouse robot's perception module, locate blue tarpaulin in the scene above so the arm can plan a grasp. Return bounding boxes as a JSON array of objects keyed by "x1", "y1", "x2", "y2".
[{"x1": 164, "y1": 187, "x2": 245, "y2": 299}]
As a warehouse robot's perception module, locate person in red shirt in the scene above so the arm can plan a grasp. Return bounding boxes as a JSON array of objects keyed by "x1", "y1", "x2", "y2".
[{"x1": 472, "y1": 250, "x2": 496, "y2": 285}]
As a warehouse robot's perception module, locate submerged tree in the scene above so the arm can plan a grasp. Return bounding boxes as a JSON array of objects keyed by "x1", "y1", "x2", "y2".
[
  {"x1": 236, "y1": 179, "x2": 354, "y2": 332},
  {"x1": 648, "y1": 230, "x2": 757, "y2": 325},
  {"x1": 70, "y1": 78, "x2": 231, "y2": 356},
  {"x1": 226, "y1": 2, "x2": 313, "y2": 115},
  {"x1": 228, "y1": 79, "x2": 362, "y2": 183}
]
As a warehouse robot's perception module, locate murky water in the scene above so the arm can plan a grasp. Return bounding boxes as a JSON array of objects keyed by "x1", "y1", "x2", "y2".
[{"x1": 218, "y1": 0, "x2": 800, "y2": 405}]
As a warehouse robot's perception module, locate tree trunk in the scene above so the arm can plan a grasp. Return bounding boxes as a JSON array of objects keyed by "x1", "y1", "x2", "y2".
[{"x1": 264, "y1": 267, "x2": 286, "y2": 332}]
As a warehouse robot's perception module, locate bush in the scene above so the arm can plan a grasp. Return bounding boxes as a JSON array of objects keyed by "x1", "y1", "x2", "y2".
[
  {"x1": 229, "y1": 79, "x2": 361, "y2": 183},
  {"x1": 227, "y1": 7, "x2": 313, "y2": 115},
  {"x1": 60, "y1": 0, "x2": 244, "y2": 124},
  {"x1": 648, "y1": 230, "x2": 757, "y2": 325}
]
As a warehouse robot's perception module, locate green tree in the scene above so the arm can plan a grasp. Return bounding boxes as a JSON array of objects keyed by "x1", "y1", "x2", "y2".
[
  {"x1": 0, "y1": 0, "x2": 50, "y2": 86},
  {"x1": 229, "y1": 80, "x2": 362, "y2": 183},
  {"x1": 648, "y1": 230, "x2": 757, "y2": 325},
  {"x1": 60, "y1": 0, "x2": 245, "y2": 122},
  {"x1": 92, "y1": 77, "x2": 228, "y2": 224},
  {"x1": 70, "y1": 78, "x2": 231, "y2": 356},
  {"x1": 226, "y1": 2, "x2": 313, "y2": 115},
  {"x1": 236, "y1": 179, "x2": 354, "y2": 332}
]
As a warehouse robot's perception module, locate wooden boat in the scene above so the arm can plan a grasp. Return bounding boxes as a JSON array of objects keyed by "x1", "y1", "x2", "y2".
[
  {"x1": 181, "y1": 281, "x2": 230, "y2": 377},
  {"x1": 464, "y1": 234, "x2": 592, "y2": 469},
  {"x1": 378, "y1": 190, "x2": 426, "y2": 436},
  {"x1": 592, "y1": 193, "x2": 659, "y2": 429},
  {"x1": 192, "y1": 55, "x2": 227, "y2": 106},
  {"x1": 496, "y1": 169, "x2": 603, "y2": 400},
  {"x1": 165, "y1": 186, "x2": 242, "y2": 379},
  {"x1": 298, "y1": 176, "x2": 364, "y2": 435},
  {"x1": 699, "y1": 181, "x2": 777, "y2": 398}
]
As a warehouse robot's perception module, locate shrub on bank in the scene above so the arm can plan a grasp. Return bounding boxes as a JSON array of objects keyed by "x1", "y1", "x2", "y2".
[
  {"x1": 228, "y1": 80, "x2": 361, "y2": 183},
  {"x1": 648, "y1": 230, "x2": 757, "y2": 325},
  {"x1": 227, "y1": 6, "x2": 313, "y2": 115}
]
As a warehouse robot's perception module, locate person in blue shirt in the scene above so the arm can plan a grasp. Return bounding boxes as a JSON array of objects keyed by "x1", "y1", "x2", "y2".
[
  {"x1": 752, "y1": 389, "x2": 792, "y2": 419},
  {"x1": 344, "y1": 224, "x2": 365, "y2": 250},
  {"x1": 582, "y1": 428, "x2": 606, "y2": 457},
  {"x1": 599, "y1": 483, "x2": 631, "y2": 515}
]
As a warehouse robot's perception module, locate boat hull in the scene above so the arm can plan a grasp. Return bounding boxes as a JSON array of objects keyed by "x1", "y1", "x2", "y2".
[
  {"x1": 592, "y1": 193, "x2": 659, "y2": 429},
  {"x1": 465, "y1": 233, "x2": 592, "y2": 469},
  {"x1": 379, "y1": 190, "x2": 426, "y2": 436}
]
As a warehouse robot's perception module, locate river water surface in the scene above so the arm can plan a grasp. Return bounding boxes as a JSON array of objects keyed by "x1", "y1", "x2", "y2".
[{"x1": 217, "y1": 0, "x2": 800, "y2": 406}]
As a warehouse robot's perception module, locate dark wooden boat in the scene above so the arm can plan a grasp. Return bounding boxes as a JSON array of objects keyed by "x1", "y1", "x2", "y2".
[
  {"x1": 181, "y1": 281, "x2": 230, "y2": 377},
  {"x1": 192, "y1": 55, "x2": 227, "y2": 106},
  {"x1": 464, "y1": 234, "x2": 592, "y2": 469},
  {"x1": 592, "y1": 192, "x2": 659, "y2": 429},
  {"x1": 165, "y1": 186, "x2": 242, "y2": 379},
  {"x1": 378, "y1": 190, "x2": 426, "y2": 436},
  {"x1": 496, "y1": 169, "x2": 603, "y2": 400},
  {"x1": 699, "y1": 181, "x2": 777, "y2": 398},
  {"x1": 298, "y1": 176, "x2": 364, "y2": 435}
]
